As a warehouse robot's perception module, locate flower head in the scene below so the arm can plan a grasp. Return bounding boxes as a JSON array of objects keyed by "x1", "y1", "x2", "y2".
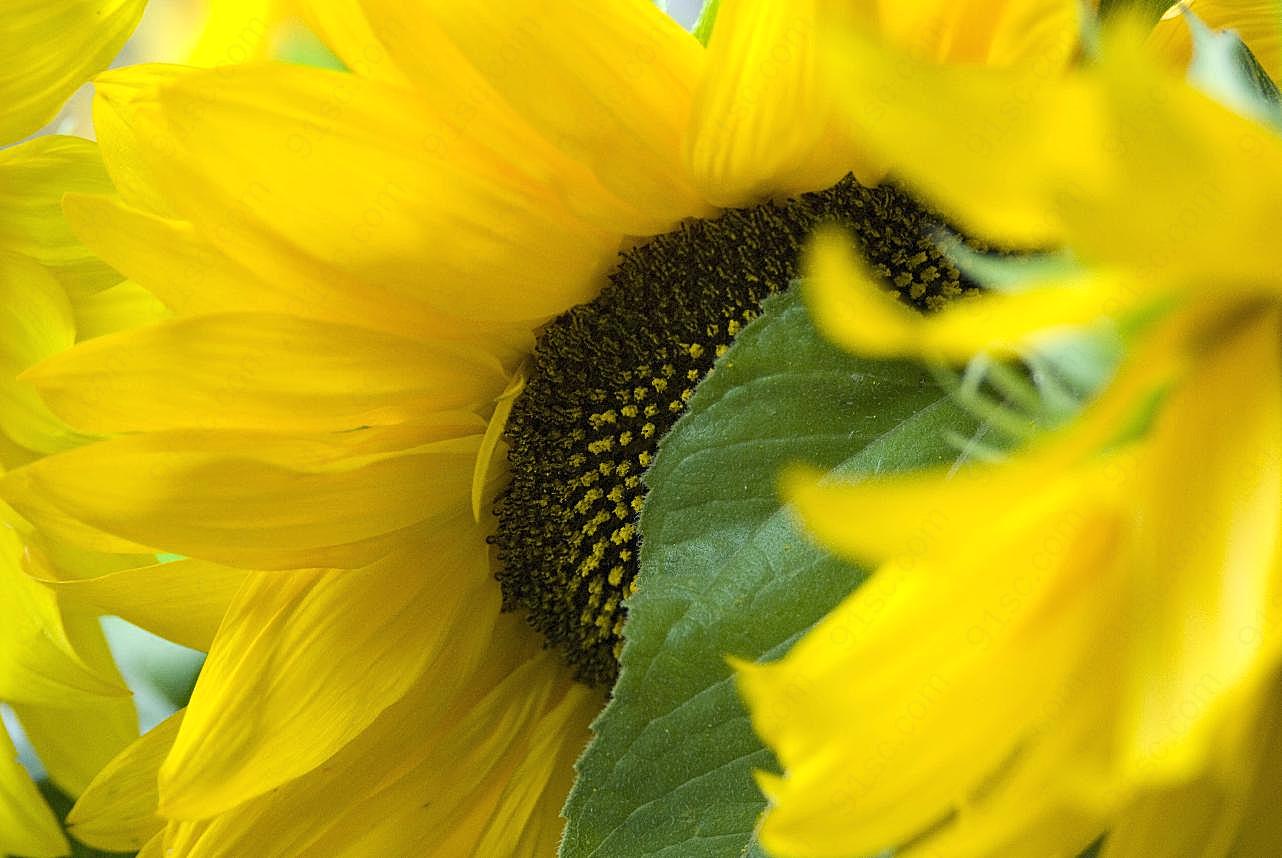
[{"x1": 2, "y1": 0, "x2": 1105, "y2": 853}]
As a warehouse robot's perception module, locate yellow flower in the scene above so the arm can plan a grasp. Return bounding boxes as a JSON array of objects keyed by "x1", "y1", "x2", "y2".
[
  {"x1": 738, "y1": 11, "x2": 1282, "y2": 858},
  {"x1": 0, "y1": 1, "x2": 1097, "y2": 854}
]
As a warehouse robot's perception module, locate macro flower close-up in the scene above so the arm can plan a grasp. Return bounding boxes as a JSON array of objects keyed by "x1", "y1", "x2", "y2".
[{"x1": 3, "y1": 1, "x2": 1282, "y2": 857}]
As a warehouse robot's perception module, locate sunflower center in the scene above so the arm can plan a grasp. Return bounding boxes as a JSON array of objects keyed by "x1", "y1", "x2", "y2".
[{"x1": 492, "y1": 176, "x2": 976, "y2": 687}]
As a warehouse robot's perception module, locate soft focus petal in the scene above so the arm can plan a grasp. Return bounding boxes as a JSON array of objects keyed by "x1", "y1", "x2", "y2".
[
  {"x1": 804, "y1": 228, "x2": 1125, "y2": 362},
  {"x1": 0, "y1": 136, "x2": 121, "y2": 295},
  {"x1": 0, "y1": 251, "x2": 88, "y2": 456},
  {"x1": 1122, "y1": 309, "x2": 1282, "y2": 784},
  {"x1": 0, "y1": 0, "x2": 147, "y2": 144},
  {"x1": 0, "y1": 727, "x2": 67, "y2": 858},
  {"x1": 821, "y1": 16, "x2": 1282, "y2": 287},
  {"x1": 69, "y1": 280, "x2": 169, "y2": 341},
  {"x1": 743, "y1": 460, "x2": 1130, "y2": 856}
]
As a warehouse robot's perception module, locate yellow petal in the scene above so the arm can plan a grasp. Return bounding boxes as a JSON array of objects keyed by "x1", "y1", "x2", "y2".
[
  {"x1": 87, "y1": 64, "x2": 187, "y2": 218},
  {"x1": 26, "y1": 312, "x2": 507, "y2": 435},
  {"x1": 1061, "y1": 38, "x2": 1282, "y2": 290},
  {"x1": 297, "y1": 0, "x2": 408, "y2": 84},
  {"x1": 783, "y1": 343, "x2": 1171, "y2": 567},
  {"x1": 69, "y1": 280, "x2": 169, "y2": 342},
  {"x1": 159, "y1": 617, "x2": 595, "y2": 857},
  {"x1": 362, "y1": 0, "x2": 710, "y2": 231},
  {"x1": 69, "y1": 711, "x2": 184, "y2": 853},
  {"x1": 1, "y1": 424, "x2": 483, "y2": 570},
  {"x1": 92, "y1": 61, "x2": 620, "y2": 325},
  {"x1": 0, "y1": 136, "x2": 121, "y2": 295},
  {"x1": 63, "y1": 194, "x2": 533, "y2": 359},
  {"x1": 0, "y1": 0, "x2": 147, "y2": 144},
  {"x1": 1121, "y1": 308, "x2": 1282, "y2": 784},
  {"x1": 0, "y1": 251, "x2": 88, "y2": 455},
  {"x1": 0, "y1": 525, "x2": 130, "y2": 706},
  {"x1": 1149, "y1": 0, "x2": 1282, "y2": 81},
  {"x1": 804, "y1": 228, "x2": 1125, "y2": 362},
  {"x1": 819, "y1": 22, "x2": 1101, "y2": 247},
  {"x1": 822, "y1": 15, "x2": 1282, "y2": 287},
  {"x1": 185, "y1": 0, "x2": 294, "y2": 66},
  {"x1": 742, "y1": 467, "x2": 1129, "y2": 856},
  {"x1": 158, "y1": 516, "x2": 500, "y2": 819},
  {"x1": 0, "y1": 726, "x2": 67, "y2": 858},
  {"x1": 10, "y1": 606, "x2": 138, "y2": 796},
  {"x1": 685, "y1": 0, "x2": 865, "y2": 206},
  {"x1": 882, "y1": 0, "x2": 1088, "y2": 68},
  {"x1": 35, "y1": 558, "x2": 249, "y2": 652}
]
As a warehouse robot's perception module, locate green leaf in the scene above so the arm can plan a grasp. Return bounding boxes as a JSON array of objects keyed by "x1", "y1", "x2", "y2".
[
  {"x1": 692, "y1": 0, "x2": 722, "y2": 46},
  {"x1": 560, "y1": 289, "x2": 983, "y2": 858}
]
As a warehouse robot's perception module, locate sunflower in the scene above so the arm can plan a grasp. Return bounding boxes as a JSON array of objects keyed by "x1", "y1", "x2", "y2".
[
  {"x1": 738, "y1": 8, "x2": 1282, "y2": 857},
  {"x1": 1, "y1": 1, "x2": 1105, "y2": 854}
]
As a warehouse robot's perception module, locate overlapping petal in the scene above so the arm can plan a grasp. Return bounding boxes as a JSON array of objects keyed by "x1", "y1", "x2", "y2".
[
  {"x1": 361, "y1": 0, "x2": 710, "y2": 232},
  {"x1": 88, "y1": 61, "x2": 622, "y2": 326},
  {"x1": 0, "y1": 136, "x2": 121, "y2": 295},
  {"x1": 156, "y1": 516, "x2": 497, "y2": 818},
  {"x1": 25, "y1": 312, "x2": 507, "y2": 435},
  {"x1": 2, "y1": 425, "x2": 482, "y2": 569},
  {"x1": 0, "y1": 727, "x2": 68, "y2": 858},
  {"x1": 0, "y1": 0, "x2": 147, "y2": 144}
]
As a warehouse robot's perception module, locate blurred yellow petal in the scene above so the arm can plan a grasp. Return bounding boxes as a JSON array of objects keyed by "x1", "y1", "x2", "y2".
[
  {"x1": 1149, "y1": 0, "x2": 1282, "y2": 80},
  {"x1": 26, "y1": 312, "x2": 507, "y2": 435},
  {"x1": 298, "y1": 0, "x2": 405, "y2": 83},
  {"x1": 187, "y1": 0, "x2": 294, "y2": 65},
  {"x1": 0, "y1": 727, "x2": 67, "y2": 858},
  {"x1": 822, "y1": 14, "x2": 1282, "y2": 286},
  {"x1": 69, "y1": 280, "x2": 169, "y2": 341},
  {"x1": 743, "y1": 462, "x2": 1130, "y2": 856},
  {"x1": 819, "y1": 23, "x2": 1101, "y2": 247},
  {"x1": 805, "y1": 228, "x2": 1124, "y2": 362},
  {"x1": 1122, "y1": 309, "x2": 1282, "y2": 784},
  {"x1": 69, "y1": 711, "x2": 184, "y2": 853},
  {"x1": 0, "y1": 0, "x2": 147, "y2": 144},
  {"x1": 0, "y1": 251, "x2": 88, "y2": 455},
  {"x1": 159, "y1": 517, "x2": 498, "y2": 818},
  {"x1": 0, "y1": 136, "x2": 121, "y2": 295}
]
